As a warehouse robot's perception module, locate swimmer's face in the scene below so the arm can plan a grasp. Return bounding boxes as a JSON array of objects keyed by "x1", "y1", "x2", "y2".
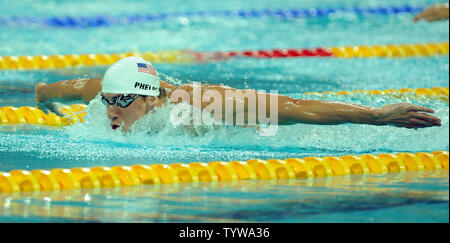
[{"x1": 102, "y1": 93, "x2": 160, "y2": 132}]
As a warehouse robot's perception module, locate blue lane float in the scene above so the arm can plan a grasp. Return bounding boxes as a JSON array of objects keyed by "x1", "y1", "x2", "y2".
[{"x1": 1, "y1": 5, "x2": 425, "y2": 28}]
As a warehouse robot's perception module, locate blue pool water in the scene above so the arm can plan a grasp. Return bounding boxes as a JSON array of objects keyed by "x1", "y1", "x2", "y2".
[{"x1": 0, "y1": 0, "x2": 449, "y2": 222}]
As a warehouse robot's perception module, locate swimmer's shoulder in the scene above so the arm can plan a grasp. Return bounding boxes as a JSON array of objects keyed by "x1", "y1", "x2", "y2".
[{"x1": 160, "y1": 80, "x2": 177, "y2": 92}]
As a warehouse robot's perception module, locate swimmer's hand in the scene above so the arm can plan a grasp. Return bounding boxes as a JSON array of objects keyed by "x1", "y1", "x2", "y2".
[
  {"x1": 37, "y1": 101, "x2": 66, "y2": 117},
  {"x1": 375, "y1": 103, "x2": 441, "y2": 129},
  {"x1": 414, "y1": 3, "x2": 449, "y2": 22},
  {"x1": 35, "y1": 82, "x2": 65, "y2": 116}
]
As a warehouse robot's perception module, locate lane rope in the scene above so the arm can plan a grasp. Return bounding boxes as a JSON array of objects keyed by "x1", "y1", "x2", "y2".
[
  {"x1": 0, "y1": 5, "x2": 426, "y2": 28},
  {"x1": 0, "y1": 50, "x2": 195, "y2": 70},
  {"x1": 0, "y1": 42, "x2": 448, "y2": 70},
  {"x1": 303, "y1": 86, "x2": 449, "y2": 96},
  {"x1": 0, "y1": 87, "x2": 447, "y2": 127},
  {"x1": 237, "y1": 42, "x2": 449, "y2": 58},
  {"x1": 0, "y1": 151, "x2": 447, "y2": 193}
]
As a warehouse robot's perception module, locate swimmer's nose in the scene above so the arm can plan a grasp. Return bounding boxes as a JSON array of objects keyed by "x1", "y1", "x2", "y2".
[{"x1": 107, "y1": 105, "x2": 120, "y2": 121}]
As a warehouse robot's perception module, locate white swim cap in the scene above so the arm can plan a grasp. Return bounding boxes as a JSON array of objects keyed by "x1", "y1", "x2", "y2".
[{"x1": 102, "y1": 56, "x2": 160, "y2": 96}]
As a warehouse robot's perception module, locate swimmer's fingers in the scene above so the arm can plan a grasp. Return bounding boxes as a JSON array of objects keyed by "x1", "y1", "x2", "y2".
[
  {"x1": 403, "y1": 106, "x2": 441, "y2": 127},
  {"x1": 407, "y1": 118, "x2": 439, "y2": 128},
  {"x1": 37, "y1": 102, "x2": 50, "y2": 114},
  {"x1": 406, "y1": 104, "x2": 435, "y2": 114},
  {"x1": 37, "y1": 101, "x2": 65, "y2": 117},
  {"x1": 379, "y1": 103, "x2": 441, "y2": 128},
  {"x1": 394, "y1": 115, "x2": 441, "y2": 129},
  {"x1": 414, "y1": 7, "x2": 434, "y2": 22},
  {"x1": 409, "y1": 111, "x2": 441, "y2": 125},
  {"x1": 414, "y1": 12, "x2": 425, "y2": 22},
  {"x1": 384, "y1": 103, "x2": 435, "y2": 115}
]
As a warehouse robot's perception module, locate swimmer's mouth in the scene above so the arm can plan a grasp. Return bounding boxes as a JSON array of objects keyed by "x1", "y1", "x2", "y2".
[{"x1": 111, "y1": 124, "x2": 120, "y2": 130}]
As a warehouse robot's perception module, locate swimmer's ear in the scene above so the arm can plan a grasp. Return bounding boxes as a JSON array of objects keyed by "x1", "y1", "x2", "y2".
[
  {"x1": 144, "y1": 95, "x2": 157, "y2": 103},
  {"x1": 143, "y1": 95, "x2": 161, "y2": 108}
]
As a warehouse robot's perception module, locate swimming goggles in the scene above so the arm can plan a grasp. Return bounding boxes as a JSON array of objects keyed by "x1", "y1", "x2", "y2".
[{"x1": 101, "y1": 94, "x2": 142, "y2": 108}]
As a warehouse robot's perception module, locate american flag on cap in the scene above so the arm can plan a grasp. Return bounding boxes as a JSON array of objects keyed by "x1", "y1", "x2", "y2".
[{"x1": 137, "y1": 63, "x2": 158, "y2": 76}]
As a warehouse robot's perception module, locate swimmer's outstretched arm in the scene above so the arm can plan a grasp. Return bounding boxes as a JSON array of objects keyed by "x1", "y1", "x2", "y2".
[
  {"x1": 276, "y1": 96, "x2": 441, "y2": 128},
  {"x1": 175, "y1": 83, "x2": 442, "y2": 129},
  {"x1": 34, "y1": 78, "x2": 102, "y2": 115},
  {"x1": 35, "y1": 78, "x2": 102, "y2": 104}
]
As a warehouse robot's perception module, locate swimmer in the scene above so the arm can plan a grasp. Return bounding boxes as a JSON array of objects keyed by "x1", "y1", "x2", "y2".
[
  {"x1": 414, "y1": 3, "x2": 449, "y2": 22},
  {"x1": 35, "y1": 57, "x2": 441, "y2": 133}
]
